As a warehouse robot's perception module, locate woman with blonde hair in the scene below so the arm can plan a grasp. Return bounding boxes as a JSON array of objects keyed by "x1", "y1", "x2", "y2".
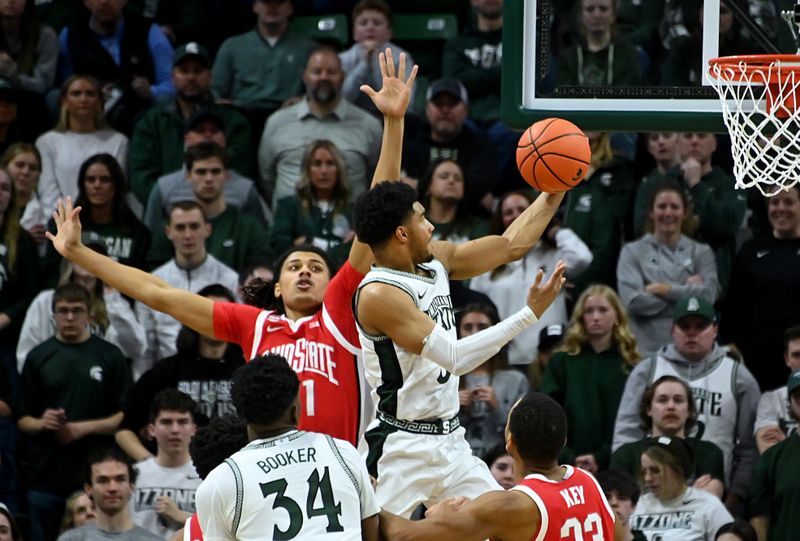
[
  {"x1": 270, "y1": 139, "x2": 353, "y2": 270},
  {"x1": 35, "y1": 75, "x2": 128, "y2": 218},
  {"x1": 59, "y1": 490, "x2": 96, "y2": 533},
  {"x1": 541, "y1": 284, "x2": 641, "y2": 473},
  {"x1": 618, "y1": 183, "x2": 718, "y2": 357}
]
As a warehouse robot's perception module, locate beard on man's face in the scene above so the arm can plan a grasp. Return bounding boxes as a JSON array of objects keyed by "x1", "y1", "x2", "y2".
[{"x1": 309, "y1": 81, "x2": 339, "y2": 105}]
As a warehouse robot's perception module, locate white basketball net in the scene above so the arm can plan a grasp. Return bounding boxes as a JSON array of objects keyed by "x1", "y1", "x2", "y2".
[{"x1": 708, "y1": 58, "x2": 800, "y2": 196}]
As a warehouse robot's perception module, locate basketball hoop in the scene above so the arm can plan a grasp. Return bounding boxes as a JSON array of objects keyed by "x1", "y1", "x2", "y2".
[{"x1": 708, "y1": 54, "x2": 800, "y2": 196}]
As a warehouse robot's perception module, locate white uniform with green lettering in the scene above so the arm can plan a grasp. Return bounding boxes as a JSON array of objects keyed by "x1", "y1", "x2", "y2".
[
  {"x1": 195, "y1": 429, "x2": 377, "y2": 541},
  {"x1": 355, "y1": 260, "x2": 500, "y2": 518}
]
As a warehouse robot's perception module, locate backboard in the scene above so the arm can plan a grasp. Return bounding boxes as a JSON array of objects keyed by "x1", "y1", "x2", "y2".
[{"x1": 501, "y1": 0, "x2": 797, "y2": 131}]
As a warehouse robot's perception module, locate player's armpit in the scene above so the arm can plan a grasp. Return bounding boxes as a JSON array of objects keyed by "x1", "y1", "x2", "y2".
[
  {"x1": 380, "y1": 491, "x2": 536, "y2": 541},
  {"x1": 356, "y1": 283, "x2": 435, "y2": 354}
]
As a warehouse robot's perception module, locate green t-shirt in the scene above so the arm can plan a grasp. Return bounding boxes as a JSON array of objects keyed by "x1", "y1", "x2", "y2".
[
  {"x1": 750, "y1": 434, "x2": 800, "y2": 541},
  {"x1": 18, "y1": 336, "x2": 133, "y2": 495}
]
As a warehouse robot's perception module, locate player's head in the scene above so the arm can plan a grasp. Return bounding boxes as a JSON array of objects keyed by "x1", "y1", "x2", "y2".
[
  {"x1": 239, "y1": 245, "x2": 333, "y2": 318},
  {"x1": 232, "y1": 354, "x2": 300, "y2": 438},
  {"x1": 189, "y1": 414, "x2": 249, "y2": 479},
  {"x1": 639, "y1": 375, "x2": 697, "y2": 436},
  {"x1": 506, "y1": 392, "x2": 567, "y2": 471},
  {"x1": 353, "y1": 181, "x2": 434, "y2": 263}
]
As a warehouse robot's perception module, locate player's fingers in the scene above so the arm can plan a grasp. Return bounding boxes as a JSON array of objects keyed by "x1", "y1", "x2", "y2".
[
  {"x1": 397, "y1": 52, "x2": 406, "y2": 81},
  {"x1": 377, "y1": 51, "x2": 387, "y2": 78},
  {"x1": 385, "y1": 48, "x2": 396, "y2": 78},
  {"x1": 407, "y1": 64, "x2": 419, "y2": 87},
  {"x1": 360, "y1": 84, "x2": 377, "y2": 99}
]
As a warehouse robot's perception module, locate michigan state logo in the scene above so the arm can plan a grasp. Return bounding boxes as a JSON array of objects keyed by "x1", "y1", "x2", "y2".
[{"x1": 427, "y1": 295, "x2": 455, "y2": 330}]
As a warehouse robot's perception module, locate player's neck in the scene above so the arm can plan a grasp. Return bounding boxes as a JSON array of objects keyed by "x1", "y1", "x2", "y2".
[
  {"x1": 249, "y1": 423, "x2": 296, "y2": 441},
  {"x1": 373, "y1": 247, "x2": 418, "y2": 274},
  {"x1": 155, "y1": 448, "x2": 191, "y2": 469},
  {"x1": 526, "y1": 464, "x2": 566, "y2": 481}
]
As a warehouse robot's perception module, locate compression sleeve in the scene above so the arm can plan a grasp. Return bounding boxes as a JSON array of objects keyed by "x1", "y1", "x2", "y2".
[{"x1": 421, "y1": 306, "x2": 537, "y2": 376}]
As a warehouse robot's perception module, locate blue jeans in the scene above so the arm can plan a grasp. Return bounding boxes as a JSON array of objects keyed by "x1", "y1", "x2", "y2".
[{"x1": 27, "y1": 490, "x2": 66, "y2": 541}]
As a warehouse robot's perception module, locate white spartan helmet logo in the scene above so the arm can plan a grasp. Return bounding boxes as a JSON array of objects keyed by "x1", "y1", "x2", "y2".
[{"x1": 687, "y1": 298, "x2": 700, "y2": 312}]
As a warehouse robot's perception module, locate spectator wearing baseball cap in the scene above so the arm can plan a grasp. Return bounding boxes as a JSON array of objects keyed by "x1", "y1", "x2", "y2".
[
  {"x1": 129, "y1": 41, "x2": 254, "y2": 206},
  {"x1": 630, "y1": 435, "x2": 732, "y2": 540},
  {"x1": 751, "y1": 368, "x2": 800, "y2": 541},
  {"x1": 403, "y1": 76, "x2": 500, "y2": 215},
  {"x1": 614, "y1": 294, "x2": 761, "y2": 513}
]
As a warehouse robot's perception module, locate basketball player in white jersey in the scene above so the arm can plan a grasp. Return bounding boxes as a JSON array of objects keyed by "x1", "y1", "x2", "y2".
[
  {"x1": 195, "y1": 354, "x2": 378, "y2": 540},
  {"x1": 352, "y1": 181, "x2": 567, "y2": 517}
]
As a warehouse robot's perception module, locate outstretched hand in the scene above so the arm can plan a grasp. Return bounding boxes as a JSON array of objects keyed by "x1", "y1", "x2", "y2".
[
  {"x1": 44, "y1": 197, "x2": 84, "y2": 258},
  {"x1": 360, "y1": 49, "x2": 418, "y2": 119},
  {"x1": 527, "y1": 260, "x2": 567, "y2": 318}
]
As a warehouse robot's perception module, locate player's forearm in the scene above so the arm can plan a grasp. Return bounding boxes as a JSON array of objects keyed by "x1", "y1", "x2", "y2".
[
  {"x1": 501, "y1": 192, "x2": 564, "y2": 261},
  {"x1": 63, "y1": 244, "x2": 173, "y2": 310},
  {"x1": 422, "y1": 307, "x2": 536, "y2": 376},
  {"x1": 370, "y1": 115, "x2": 404, "y2": 189}
]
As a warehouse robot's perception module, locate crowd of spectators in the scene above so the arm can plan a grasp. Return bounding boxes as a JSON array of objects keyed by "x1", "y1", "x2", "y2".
[{"x1": 0, "y1": 0, "x2": 797, "y2": 540}]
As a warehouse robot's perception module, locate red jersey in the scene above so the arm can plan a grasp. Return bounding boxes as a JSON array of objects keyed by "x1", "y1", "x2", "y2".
[
  {"x1": 513, "y1": 466, "x2": 615, "y2": 541},
  {"x1": 183, "y1": 513, "x2": 203, "y2": 541},
  {"x1": 213, "y1": 261, "x2": 366, "y2": 445}
]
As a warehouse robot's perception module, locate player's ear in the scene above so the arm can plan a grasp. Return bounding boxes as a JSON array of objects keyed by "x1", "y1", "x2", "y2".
[{"x1": 396, "y1": 225, "x2": 408, "y2": 244}]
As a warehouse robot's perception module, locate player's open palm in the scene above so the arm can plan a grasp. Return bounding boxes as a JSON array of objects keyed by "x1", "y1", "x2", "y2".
[
  {"x1": 45, "y1": 197, "x2": 83, "y2": 257},
  {"x1": 360, "y1": 49, "x2": 418, "y2": 119},
  {"x1": 526, "y1": 261, "x2": 567, "y2": 318}
]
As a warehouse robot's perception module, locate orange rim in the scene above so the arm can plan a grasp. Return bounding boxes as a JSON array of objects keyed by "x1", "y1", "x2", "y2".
[{"x1": 709, "y1": 54, "x2": 800, "y2": 83}]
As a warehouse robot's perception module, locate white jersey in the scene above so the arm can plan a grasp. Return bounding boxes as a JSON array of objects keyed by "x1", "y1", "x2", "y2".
[
  {"x1": 196, "y1": 430, "x2": 378, "y2": 541},
  {"x1": 630, "y1": 487, "x2": 732, "y2": 541},
  {"x1": 132, "y1": 457, "x2": 201, "y2": 538},
  {"x1": 651, "y1": 355, "x2": 738, "y2": 482},
  {"x1": 356, "y1": 259, "x2": 459, "y2": 421},
  {"x1": 754, "y1": 385, "x2": 798, "y2": 436}
]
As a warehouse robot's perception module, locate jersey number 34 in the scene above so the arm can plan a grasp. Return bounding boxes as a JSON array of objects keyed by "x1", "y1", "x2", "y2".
[{"x1": 260, "y1": 466, "x2": 344, "y2": 540}]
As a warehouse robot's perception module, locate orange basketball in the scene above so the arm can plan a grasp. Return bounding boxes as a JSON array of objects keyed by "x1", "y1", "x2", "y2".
[{"x1": 516, "y1": 118, "x2": 591, "y2": 193}]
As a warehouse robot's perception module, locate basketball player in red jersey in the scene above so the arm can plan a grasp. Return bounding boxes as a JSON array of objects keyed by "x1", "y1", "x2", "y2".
[
  {"x1": 379, "y1": 392, "x2": 626, "y2": 541},
  {"x1": 45, "y1": 51, "x2": 417, "y2": 447}
]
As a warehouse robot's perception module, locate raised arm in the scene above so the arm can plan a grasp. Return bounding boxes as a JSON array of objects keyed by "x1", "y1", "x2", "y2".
[
  {"x1": 432, "y1": 192, "x2": 565, "y2": 280},
  {"x1": 46, "y1": 199, "x2": 216, "y2": 338},
  {"x1": 349, "y1": 50, "x2": 417, "y2": 274}
]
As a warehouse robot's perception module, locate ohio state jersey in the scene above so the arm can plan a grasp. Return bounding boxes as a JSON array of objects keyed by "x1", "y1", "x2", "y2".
[
  {"x1": 513, "y1": 466, "x2": 615, "y2": 541},
  {"x1": 183, "y1": 514, "x2": 203, "y2": 541},
  {"x1": 213, "y1": 262, "x2": 367, "y2": 445}
]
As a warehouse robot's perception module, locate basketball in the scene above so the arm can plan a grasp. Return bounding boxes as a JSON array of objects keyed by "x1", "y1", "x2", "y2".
[{"x1": 516, "y1": 118, "x2": 591, "y2": 193}]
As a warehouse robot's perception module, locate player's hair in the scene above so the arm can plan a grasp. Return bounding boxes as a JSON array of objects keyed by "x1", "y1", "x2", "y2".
[
  {"x1": 52, "y1": 283, "x2": 91, "y2": 312},
  {"x1": 508, "y1": 392, "x2": 567, "y2": 465},
  {"x1": 189, "y1": 415, "x2": 249, "y2": 479},
  {"x1": 166, "y1": 200, "x2": 208, "y2": 225},
  {"x1": 456, "y1": 302, "x2": 509, "y2": 379},
  {"x1": 715, "y1": 520, "x2": 758, "y2": 541},
  {"x1": 417, "y1": 159, "x2": 474, "y2": 242},
  {"x1": 239, "y1": 245, "x2": 333, "y2": 314},
  {"x1": 560, "y1": 284, "x2": 642, "y2": 369},
  {"x1": 296, "y1": 139, "x2": 350, "y2": 215},
  {"x1": 231, "y1": 354, "x2": 299, "y2": 426},
  {"x1": 595, "y1": 469, "x2": 640, "y2": 505},
  {"x1": 84, "y1": 446, "x2": 136, "y2": 486},
  {"x1": 784, "y1": 325, "x2": 800, "y2": 352},
  {"x1": 148, "y1": 388, "x2": 197, "y2": 423},
  {"x1": 352, "y1": 0, "x2": 393, "y2": 27},
  {"x1": 353, "y1": 181, "x2": 418, "y2": 248},
  {"x1": 639, "y1": 375, "x2": 697, "y2": 432},
  {"x1": 644, "y1": 182, "x2": 699, "y2": 237},
  {"x1": 482, "y1": 443, "x2": 510, "y2": 468},
  {"x1": 184, "y1": 140, "x2": 229, "y2": 171}
]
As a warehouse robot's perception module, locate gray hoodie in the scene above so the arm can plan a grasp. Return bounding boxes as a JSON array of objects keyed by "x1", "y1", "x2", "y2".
[{"x1": 612, "y1": 343, "x2": 760, "y2": 499}]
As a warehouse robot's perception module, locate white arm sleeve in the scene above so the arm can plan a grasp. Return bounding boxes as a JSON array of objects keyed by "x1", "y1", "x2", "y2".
[{"x1": 421, "y1": 306, "x2": 537, "y2": 376}]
